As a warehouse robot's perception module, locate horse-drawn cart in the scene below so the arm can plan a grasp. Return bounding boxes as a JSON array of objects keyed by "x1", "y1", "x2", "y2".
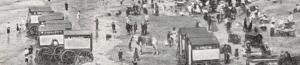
[
  {"x1": 246, "y1": 55, "x2": 279, "y2": 65},
  {"x1": 177, "y1": 27, "x2": 221, "y2": 65},
  {"x1": 35, "y1": 30, "x2": 93, "y2": 65},
  {"x1": 271, "y1": 21, "x2": 296, "y2": 37},
  {"x1": 245, "y1": 31, "x2": 263, "y2": 47},
  {"x1": 26, "y1": 6, "x2": 54, "y2": 36}
]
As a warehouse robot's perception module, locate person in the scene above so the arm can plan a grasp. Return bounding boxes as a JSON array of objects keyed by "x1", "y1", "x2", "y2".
[
  {"x1": 133, "y1": 22, "x2": 138, "y2": 34},
  {"x1": 24, "y1": 48, "x2": 29, "y2": 64},
  {"x1": 126, "y1": 20, "x2": 131, "y2": 34},
  {"x1": 245, "y1": 41, "x2": 252, "y2": 55},
  {"x1": 254, "y1": 27, "x2": 259, "y2": 33},
  {"x1": 95, "y1": 18, "x2": 99, "y2": 30},
  {"x1": 133, "y1": 48, "x2": 140, "y2": 61},
  {"x1": 256, "y1": 33, "x2": 263, "y2": 44},
  {"x1": 204, "y1": 13, "x2": 212, "y2": 30},
  {"x1": 77, "y1": 11, "x2": 81, "y2": 19},
  {"x1": 248, "y1": 21, "x2": 253, "y2": 32},
  {"x1": 141, "y1": 22, "x2": 148, "y2": 35},
  {"x1": 278, "y1": 51, "x2": 286, "y2": 65},
  {"x1": 226, "y1": 21, "x2": 232, "y2": 32},
  {"x1": 231, "y1": 7, "x2": 237, "y2": 20},
  {"x1": 167, "y1": 31, "x2": 172, "y2": 47},
  {"x1": 224, "y1": 52, "x2": 231, "y2": 64},
  {"x1": 294, "y1": 4, "x2": 300, "y2": 13},
  {"x1": 234, "y1": 48, "x2": 239, "y2": 59},
  {"x1": 285, "y1": 51, "x2": 293, "y2": 62},
  {"x1": 16, "y1": 24, "x2": 20, "y2": 32},
  {"x1": 126, "y1": 7, "x2": 131, "y2": 16},
  {"x1": 118, "y1": 49, "x2": 123, "y2": 61},
  {"x1": 28, "y1": 45, "x2": 33, "y2": 54},
  {"x1": 112, "y1": 22, "x2": 116, "y2": 33},
  {"x1": 120, "y1": 0, "x2": 124, "y2": 5},
  {"x1": 143, "y1": 4, "x2": 148, "y2": 15},
  {"x1": 65, "y1": 2, "x2": 68, "y2": 11},
  {"x1": 270, "y1": 22, "x2": 275, "y2": 36},
  {"x1": 287, "y1": 12, "x2": 294, "y2": 22},
  {"x1": 145, "y1": 15, "x2": 149, "y2": 22},
  {"x1": 170, "y1": 27, "x2": 177, "y2": 43},
  {"x1": 144, "y1": 22, "x2": 148, "y2": 35},
  {"x1": 7, "y1": 22, "x2": 11, "y2": 34},
  {"x1": 154, "y1": 3, "x2": 159, "y2": 16}
]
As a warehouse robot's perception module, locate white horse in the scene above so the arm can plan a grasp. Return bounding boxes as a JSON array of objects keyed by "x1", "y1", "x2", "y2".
[{"x1": 129, "y1": 35, "x2": 159, "y2": 55}]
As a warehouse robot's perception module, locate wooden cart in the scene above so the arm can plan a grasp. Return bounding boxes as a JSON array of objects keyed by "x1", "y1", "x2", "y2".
[{"x1": 177, "y1": 27, "x2": 221, "y2": 65}]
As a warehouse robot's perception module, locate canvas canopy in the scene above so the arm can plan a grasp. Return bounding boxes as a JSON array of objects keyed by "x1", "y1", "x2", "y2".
[
  {"x1": 38, "y1": 23, "x2": 72, "y2": 31},
  {"x1": 29, "y1": 6, "x2": 53, "y2": 12},
  {"x1": 38, "y1": 12, "x2": 64, "y2": 22}
]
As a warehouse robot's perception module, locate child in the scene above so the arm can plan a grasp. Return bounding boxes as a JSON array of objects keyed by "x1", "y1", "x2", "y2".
[{"x1": 234, "y1": 48, "x2": 239, "y2": 59}]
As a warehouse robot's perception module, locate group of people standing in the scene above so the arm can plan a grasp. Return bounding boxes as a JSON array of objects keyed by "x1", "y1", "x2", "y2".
[
  {"x1": 7, "y1": 22, "x2": 23, "y2": 35},
  {"x1": 24, "y1": 46, "x2": 33, "y2": 65},
  {"x1": 125, "y1": 16, "x2": 149, "y2": 35}
]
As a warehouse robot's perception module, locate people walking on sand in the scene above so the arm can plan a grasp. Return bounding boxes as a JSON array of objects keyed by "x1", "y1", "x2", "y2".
[
  {"x1": 112, "y1": 22, "x2": 116, "y2": 33},
  {"x1": 224, "y1": 52, "x2": 231, "y2": 64},
  {"x1": 7, "y1": 22, "x2": 11, "y2": 34},
  {"x1": 77, "y1": 11, "x2": 81, "y2": 19},
  {"x1": 16, "y1": 24, "x2": 20, "y2": 32},
  {"x1": 133, "y1": 48, "x2": 140, "y2": 61},
  {"x1": 24, "y1": 48, "x2": 29, "y2": 65},
  {"x1": 141, "y1": 22, "x2": 148, "y2": 35},
  {"x1": 28, "y1": 45, "x2": 33, "y2": 55},
  {"x1": 120, "y1": 0, "x2": 124, "y2": 5},
  {"x1": 126, "y1": 20, "x2": 132, "y2": 34},
  {"x1": 118, "y1": 49, "x2": 123, "y2": 61},
  {"x1": 95, "y1": 17, "x2": 99, "y2": 30},
  {"x1": 145, "y1": 14, "x2": 149, "y2": 22},
  {"x1": 65, "y1": 2, "x2": 68, "y2": 11},
  {"x1": 133, "y1": 22, "x2": 138, "y2": 34},
  {"x1": 234, "y1": 48, "x2": 239, "y2": 59}
]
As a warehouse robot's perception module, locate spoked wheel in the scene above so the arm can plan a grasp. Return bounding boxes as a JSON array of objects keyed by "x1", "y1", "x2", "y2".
[
  {"x1": 77, "y1": 51, "x2": 93, "y2": 63},
  {"x1": 60, "y1": 50, "x2": 76, "y2": 64},
  {"x1": 40, "y1": 47, "x2": 54, "y2": 61},
  {"x1": 53, "y1": 47, "x2": 64, "y2": 61},
  {"x1": 29, "y1": 26, "x2": 38, "y2": 36}
]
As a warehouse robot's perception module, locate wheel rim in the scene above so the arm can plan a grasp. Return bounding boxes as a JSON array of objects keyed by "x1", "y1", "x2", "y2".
[
  {"x1": 40, "y1": 47, "x2": 53, "y2": 60},
  {"x1": 53, "y1": 47, "x2": 64, "y2": 61},
  {"x1": 78, "y1": 51, "x2": 93, "y2": 62},
  {"x1": 60, "y1": 50, "x2": 76, "y2": 64},
  {"x1": 29, "y1": 26, "x2": 38, "y2": 35}
]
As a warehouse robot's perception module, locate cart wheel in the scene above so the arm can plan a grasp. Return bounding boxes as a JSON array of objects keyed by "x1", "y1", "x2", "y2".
[
  {"x1": 54, "y1": 47, "x2": 64, "y2": 61},
  {"x1": 40, "y1": 47, "x2": 53, "y2": 61},
  {"x1": 29, "y1": 26, "x2": 38, "y2": 35},
  {"x1": 78, "y1": 51, "x2": 93, "y2": 62},
  {"x1": 60, "y1": 50, "x2": 76, "y2": 64}
]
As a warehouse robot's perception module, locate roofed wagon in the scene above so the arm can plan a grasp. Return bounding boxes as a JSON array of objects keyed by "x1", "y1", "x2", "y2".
[
  {"x1": 177, "y1": 27, "x2": 221, "y2": 65},
  {"x1": 26, "y1": 6, "x2": 54, "y2": 36}
]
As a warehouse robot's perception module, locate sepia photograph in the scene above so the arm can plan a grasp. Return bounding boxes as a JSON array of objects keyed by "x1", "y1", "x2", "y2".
[{"x1": 0, "y1": 0, "x2": 300, "y2": 65}]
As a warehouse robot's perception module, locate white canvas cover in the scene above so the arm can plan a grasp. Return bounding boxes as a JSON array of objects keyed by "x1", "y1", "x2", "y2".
[
  {"x1": 30, "y1": 15, "x2": 39, "y2": 23},
  {"x1": 64, "y1": 37, "x2": 91, "y2": 49},
  {"x1": 192, "y1": 49, "x2": 220, "y2": 61},
  {"x1": 39, "y1": 35, "x2": 64, "y2": 45}
]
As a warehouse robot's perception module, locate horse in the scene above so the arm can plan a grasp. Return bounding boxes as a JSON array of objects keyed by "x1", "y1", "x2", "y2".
[
  {"x1": 129, "y1": 35, "x2": 159, "y2": 55},
  {"x1": 167, "y1": 31, "x2": 178, "y2": 47}
]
